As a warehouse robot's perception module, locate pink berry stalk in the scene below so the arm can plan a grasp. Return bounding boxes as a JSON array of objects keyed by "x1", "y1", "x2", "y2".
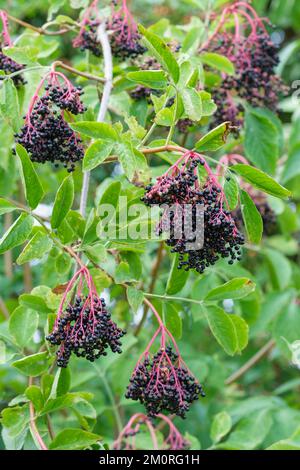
[{"x1": 113, "y1": 412, "x2": 189, "y2": 450}]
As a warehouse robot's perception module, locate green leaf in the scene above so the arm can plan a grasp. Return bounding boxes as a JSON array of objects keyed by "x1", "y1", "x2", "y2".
[
  {"x1": 70, "y1": 121, "x2": 118, "y2": 141},
  {"x1": 229, "y1": 315, "x2": 249, "y2": 352},
  {"x1": 224, "y1": 174, "x2": 239, "y2": 210},
  {"x1": 0, "y1": 198, "x2": 17, "y2": 216},
  {"x1": 19, "y1": 293, "x2": 52, "y2": 314},
  {"x1": 127, "y1": 286, "x2": 144, "y2": 314},
  {"x1": 282, "y1": 143, "x2": 300, "y2": 184},
  {"x1": 218, "y1": 410, "x2": 272, "y2": 450},
  {"x1": 155, "y1": 107, "x2": 174, "y2": 126},
  {"x1": 240, "y1": 190, "x2": 263, "y2": 244},
  {"x1": 195, "y1": 122, "x2": 231, "y2": 151},
  {"x1": 1, "y1": 406, "x2": 29, "y2": 438},
  {"x1": 51, "y1": 176, "x2": 74, "y2": 229},
  {"x1": 201, "y1": 52, "x2": 235, "y2": 75},
  {"x1": 83, "y1": 140, "x2": 114, "y2": 171},
  {"x1": 3, "y1": 46, "x2": 38, "y2": 64},
  {"x1": 16, "y1": 231, "x2": 53, "y2": 265},
  {"x1": 49, "y1": 367, "x2": 72, "y2": 398},
  {"x1": 25, "y1": 386, "x2": 44, "y2": 412},
  {"x1": 205, "y1": 306, "x2": 248, "y2": 355},
  {"x1": 12, "y1": 352, "x2": 49, "y2": 376},
  {"x1": 15, "y1": 144, "x2": 44, "y2": 210},
  {"x1": 127, "y1": 70, "x2": 168, "y2": 89},
  {"x1": 200, "y1": 91, "x2": 217, "y2": 116},
  {"x1": 55, "y1": 251, "x2": 72, "y2": 274},
  {"x1": 9, "y1": 306, "x2": 39, "y2": 348},
  {"x1": 163, "y1": 302, "x2": 182, "y2": 339},
  {"x1": 267, "y1": 428, "x2": 300, "y2": 450},
  {"x1": 181, "y1": 88, "x2": 202, "y2": 121},
  {"x1": 264, "y1": 248, "x2": 292, "y2": 290},
  {"x1": 0, "y1": 79, "x2": 21, "y2": 133},
  {"x1": 244, "y1": 107, "x2": 280, "y2": 174},
  {"x1": 166, "y1": 253, "x2": 189, "y2": 295},
  {"x1": 116, "y1": 140, "x2": 149, "y2": 183},
  {"x1": 49, "y1": 428, "x2": 100, "y2": 450},
  {"x1": 205, "y1": 278, "x2": 256, "y2": 301},
  {"x1": 233, "y1": 164, "x2": 291, "y2": 199},
  {"x1": 99, "y1": 181, "x2": 121, "y2": 208},
  {"x1": 138, "y1": 25, "x2": 180, "y2": 83},
  {"x1": 210, "y1": 411, "x2": 232, "y2": 444},
  {"x1": 0, "y1": 213, "x2": 34, "y2": 255}
]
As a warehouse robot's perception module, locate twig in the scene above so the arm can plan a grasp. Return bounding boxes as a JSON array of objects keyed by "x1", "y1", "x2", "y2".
[
  {"x1": 225, "y1": 339, "x2": 276, "y2": 385},
  {"x1": 0, "y1": 296, "x2": 9, "y2": 319},
  {"x1": 134, "y1": 241, "x2": 165, "y2": 336},
  {"x1": 53, "y1": 60, "x2": 105, "y2": 84},
  {"x1": 5, "y1": 12, "x2": 70, "y2": 36},
  {"x1": 46, "y1": 415, "x2": 55, "y2": 440},
  {"x1": 3, "y1": 213, "x2": 13, "y2": 279},
  {"x1": 79, "y1": 22, "x2": 113, "y2": 218},
  {"x1": 28, "y1": 377, "x2": 48, "y2": 450},
  {"x1": 100, "y1": 144, "x2": 187, "y2": 165}
]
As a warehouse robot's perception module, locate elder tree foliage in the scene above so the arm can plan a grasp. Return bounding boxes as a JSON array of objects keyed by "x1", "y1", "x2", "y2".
[{"x1": 0, "y1": 0, "x2": 299, "y2": 452}]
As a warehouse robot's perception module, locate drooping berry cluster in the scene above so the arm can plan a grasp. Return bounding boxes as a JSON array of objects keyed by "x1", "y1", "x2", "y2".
[
  {"x1": 46, "y1": 267, "x2": 126, "y2": 368},
  {"x1": 202, "y1": 2, "x2": 287, "y2": 130},
  {"x1": 126, "y1": 345, "x2": 204, "y2": 418},
  {"x1": 0, "y1": 10, "x2": 26, "y2": 87},
  {"x1": 72, "y1": 0, "x2": 102, "y2": 56},
  {"x1": 73, "y1": 0, "x2": 146, "y2": 60},
  {"x1": 46, "y1": 83, "x2": 85, "y2": 114},
  {"x1": 15, "y1": 69, "x2": 85, "y2": 171},
  {"x1": 126, "y1": 299, "x2": 204, "y2": 419},
  {"x1": 114, "y1": 413, "x2": 190, "y2": 450},
  {"x1": 75, "y1": 21, "x2": 102, "y2": 56},
  {"x1": 142, "y1": 151, "x2": 244, "y2": 274},
  {"x1": 107, "y1": 1, "x2": 146, "y2": 60}
]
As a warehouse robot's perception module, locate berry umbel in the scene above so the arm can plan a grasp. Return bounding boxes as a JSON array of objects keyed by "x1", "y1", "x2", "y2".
[
  {"x1": 46, "y1": 265, "x2": 126, "y2": 368},
  {"x1": 15, "y1": 65, "x2": 85, "y2": 171},
  {"x1": 72, "y1": 0, "x2": 102, "y2": 56},
  {"x1": 73, "y1": 0, "x2": 146, "y2": 60},
  {"x1": 114, "y1": 412, "x2": 190, "y2": 450},
  {"x1": 126, "y1": 299, "x2": 205, "y2": 418},
  {"x1": 142, "y1": 150, "x2": 244, "y2": 274},
  {"x1": 108, "y1": 0, "x2": 146, "y2": 59},
  {"x1": 201, "y1": 2, "x2": 287, "y2": 131},
  {"x1": 0, "y1": 10, "x2": 26, "y2": 87}
]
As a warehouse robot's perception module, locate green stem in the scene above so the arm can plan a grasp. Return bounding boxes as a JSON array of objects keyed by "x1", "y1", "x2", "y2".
[
  {"x1": 166, "y1": 90, "x2": 179, "y2": 145},
  {"x1": 93, "y1": 365, "x2": 123, "y2": 434},
  {"x1": 144, "y1": 292, "x2": 205, "y2": 307},
  {"x1": 0, "y1": 66, "x2": 50, "y2": 84},
  {"x1": 140, "y1": 121, "x2": 157, "y2": 146}
]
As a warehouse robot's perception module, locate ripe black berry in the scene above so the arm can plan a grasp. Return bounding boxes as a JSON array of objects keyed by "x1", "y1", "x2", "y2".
[
  {"x1": 126, "y1": 345, "x2": 205, "y2": 418},
  {"x1": 46, "y1": 267, "x2": 126, "y2": 367},
  {"x1": 15, "y1": 70, "x2": 86, "y2": 171},
  {"x1": 142, "y1": 151, "x2": 244, "y2": 273}
]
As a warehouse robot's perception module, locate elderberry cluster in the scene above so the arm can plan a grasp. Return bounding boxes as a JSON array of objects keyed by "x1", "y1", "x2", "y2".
[
  {"x1": 73, "y1": 21, "x2": 102, "y2": 57},
  {"x1": 0, "y1": 50, "x2": 26, "y2": 87},
  {"x1": 15, "y1": 83, "x2": 85, "y2": 171},
  {"x1": 126, "y1": 346, "x2": 205, "y2": 418},
  {"x1": 142, "y1": 155, "x2": 244, "y2": 273},
  {"x1": 46, "y1": 295, "x2": 126, "y2": 368},
  {"x1": 107, "y1": 17, "x2": 146, "y2": 60},
  {"x1": 46, "y1": 84, "x2": 86, "y2": 114},
  {"x1": 208, "y1": 32, "x2": 287, "y2": 130}
]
